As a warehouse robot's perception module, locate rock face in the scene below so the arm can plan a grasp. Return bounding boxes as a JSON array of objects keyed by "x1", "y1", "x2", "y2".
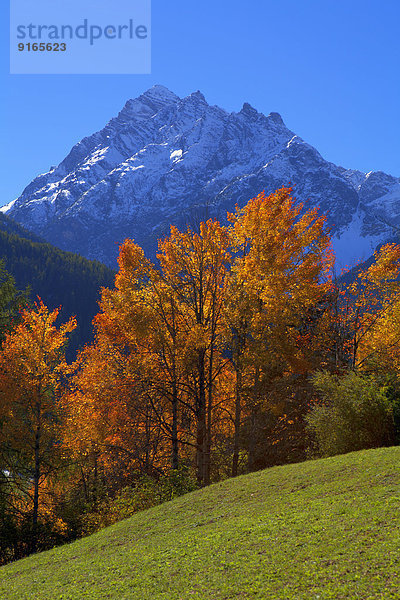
[{"x1": 3, "y1": 85, "x2": 400, "y2": 267}]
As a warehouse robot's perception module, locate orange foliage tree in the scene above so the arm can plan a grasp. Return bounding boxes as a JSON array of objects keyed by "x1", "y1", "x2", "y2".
[
  {"x1": 346, "y1": 243, "x2": 400, "y2": 369},
  {"x1": 65, "y1": 188, "x2": 400, "y2": 490},
  {"x1": 63, "y1": 240, "x2": 192, "y2": 497},
  {"x1": 69, "y1": 187, "x2": 337, "y2": 484},
  {"x1": 71, "y1": 220, "x2": 232, "y2": 487},
  {"x1": 0, "y1": 300, "x2": 76, "y2": 550},
  {"x1": 312, "y1": 243, "x2": 400, "y2": 373},
  {"x1": 157, "y1": 220, "x2": 232, "y2": 485},
  {"x1": 225, "y1": 187, "x2": 335, "y2": 472}
]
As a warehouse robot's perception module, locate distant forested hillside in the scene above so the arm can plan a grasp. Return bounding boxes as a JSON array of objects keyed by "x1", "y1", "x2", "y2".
[
  {"x1": 0, "y1": 212, "x2": 45, "y2": 242},
  {"x1": 0, "y1": 213, "x2": 115, "y2": 358}
]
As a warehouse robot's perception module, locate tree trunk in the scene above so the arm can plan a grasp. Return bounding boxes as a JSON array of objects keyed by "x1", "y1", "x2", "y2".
[
  {"x1": 196, "y1": 405, "x2": 206, "y2": 486},
  {"x1": 92, "y1": 454, "x2": 98, "y2": 507},
  {"x1": 352, "y1": 308, "x2": 360, "y2": 369},
  {"x1": 232, "y1": 367, "x2": 242, "y2": 477},
  {"x1": 196, "y1": 350, "x2": 207, "y2": 486},
  {"x1": 171, "y1": 380, "x2": 179, "y2": 470},
  {"x1": 204, "y1": 345, "x2": 214, "y2": 486},
  {"x1": 248, "y1": 367, "x2": 260, "y2": 472},
  {"x1": 170, "y1": 300, "x2": 179, "y2": 471},
  {"x1": 81, "y1": 466, "x2": 89, "y2": 502},
  {"x1": 32, "y1": 421, "x2": 41, "y2": 553}
]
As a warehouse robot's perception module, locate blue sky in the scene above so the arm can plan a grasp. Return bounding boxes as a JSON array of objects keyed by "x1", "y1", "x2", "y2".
[{"x1": 1, "y1": 0, "x2": 399, "y2": 205}]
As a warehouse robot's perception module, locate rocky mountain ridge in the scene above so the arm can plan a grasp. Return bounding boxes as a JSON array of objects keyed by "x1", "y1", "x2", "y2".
[{"x1": 3, "y1": 85, "x2": 399, "y2": 267}]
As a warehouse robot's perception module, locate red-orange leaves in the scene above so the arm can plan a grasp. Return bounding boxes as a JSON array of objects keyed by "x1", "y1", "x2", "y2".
[{"x1": 0, "y1": 299, "x2": 76, "y2": 547}]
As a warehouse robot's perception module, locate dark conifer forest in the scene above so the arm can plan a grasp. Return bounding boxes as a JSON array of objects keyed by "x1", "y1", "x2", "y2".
[{"x1": 0, "y1": 212, "x2": 115, "y2": 358}]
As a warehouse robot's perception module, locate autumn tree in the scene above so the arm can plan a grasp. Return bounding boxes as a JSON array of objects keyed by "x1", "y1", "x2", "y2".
[
  {"x1": 63, "y1": 241, "x2": 191, "y2": 510},
  {"x1": 97, "y1": 241, "x2": 188, "y2": 474},
  {"x1": 157, "y1": 220, "x2": 231, "y2": 485},
  {"x1": 63, "y1": 331, "x2": 172, "y2": 510},
  {"x1": 305, "y1": 243, "x2": 400, "y2": 373},
  {"x1": 75, "y1": 220, "x2": 232, "y2": 488},
  {"x1": 67, "y1": 188, "x2": 400, "y2": 496},
  {"x1": 346, "y1": 243, "x2": 400, "y2": 369},
  {"x1": 226, "y1": 187, "x2": 334, "y2": 472},
  {"x1": 72, "y1": 189, "x2": 338, "y2": 485},
  {"x1": 0, "y1": 300, "x2": 76, "y2": 552},
  {"x1": 303, "y1": 243, "x2": 400, "y2": 458}
]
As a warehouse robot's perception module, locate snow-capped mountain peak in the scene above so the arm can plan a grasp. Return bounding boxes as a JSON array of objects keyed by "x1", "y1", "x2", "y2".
[{"x1": 3, "y1": 86, "x2": 399, "y2": 268}]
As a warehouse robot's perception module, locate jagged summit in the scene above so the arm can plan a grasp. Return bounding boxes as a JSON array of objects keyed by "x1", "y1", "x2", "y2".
[
  {"x1": 3, "y1": 86, "x2": 400, "y2": 268},
  {"x1": 240, "y1": 101, "x2": 257, "y2": 114},
  {"x1": 141, "y1": 84, "x2": 179, "y2": 99},
  {"x1": 268, "y1": 112, "x2": 284, "y2": 125},
  {"x1": 189, "y1": 90, "x2": 207, "y2": 102},
  {"x1": 138, "y1": 85, "x2": 180, "y2": 109}
]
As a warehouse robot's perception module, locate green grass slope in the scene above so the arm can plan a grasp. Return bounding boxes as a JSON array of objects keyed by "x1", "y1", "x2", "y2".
[{"x1": 1, "y1": 447, "x2": 400, "y2": 599}]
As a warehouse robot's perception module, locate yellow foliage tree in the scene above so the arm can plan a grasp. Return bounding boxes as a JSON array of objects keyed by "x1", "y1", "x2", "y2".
[
  {"x1": 0, "y1": 300, "x2": 76, "y2": 550},
  {"x1": 226, "y1": 187, "x2": 334, "y2": 471}
]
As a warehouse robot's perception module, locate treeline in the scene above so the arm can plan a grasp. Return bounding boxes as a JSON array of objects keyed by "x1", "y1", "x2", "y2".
[
  {"x1": 1, "y1": 187, "x2": 400, "y2": 564},
  {"x1": 0, "y1": 213, "x2": 115, "y2": 358}
]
